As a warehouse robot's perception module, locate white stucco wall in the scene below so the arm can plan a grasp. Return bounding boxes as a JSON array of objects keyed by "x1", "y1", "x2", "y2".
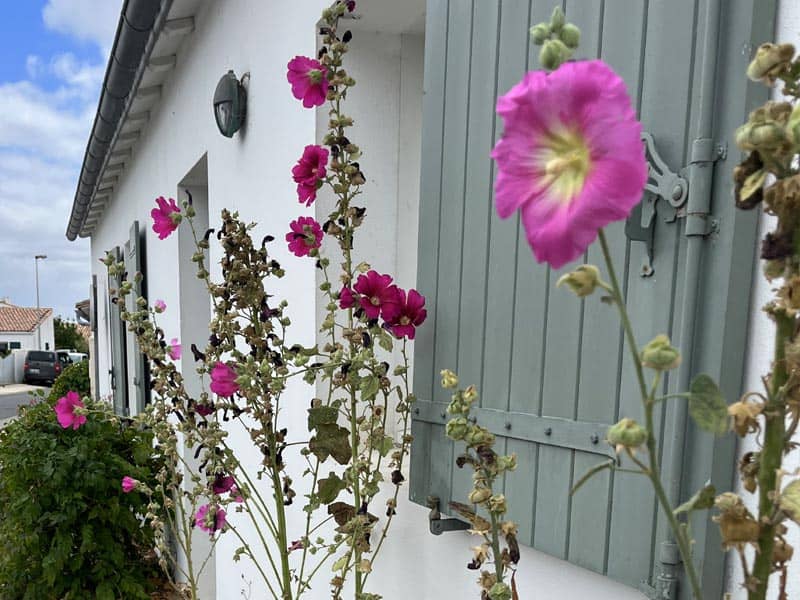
[{"x1": 728, "y1": 2, "x2": 800, "y2": 597}]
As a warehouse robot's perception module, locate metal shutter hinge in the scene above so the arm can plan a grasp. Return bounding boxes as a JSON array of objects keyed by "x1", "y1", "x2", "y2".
[
  {"x1": 639, "y1": 541, "x2": 680, "y2": 599},
  {"x1": 626, "y1": 133, "x2": 725, "y2": 277}
]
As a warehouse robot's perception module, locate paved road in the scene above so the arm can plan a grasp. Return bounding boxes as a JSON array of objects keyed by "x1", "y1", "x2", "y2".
[{"x1": 0, "y1": 389, "x2": 48, "y2": 421}]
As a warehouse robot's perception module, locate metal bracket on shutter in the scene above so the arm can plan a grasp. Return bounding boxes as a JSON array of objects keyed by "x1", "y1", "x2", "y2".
[
  {"x1": 427, "y1": 496, "x2": 470, "y2": 535},
  {"x1": 626, "y1": 133, "x2": 688, "y2": 278}
]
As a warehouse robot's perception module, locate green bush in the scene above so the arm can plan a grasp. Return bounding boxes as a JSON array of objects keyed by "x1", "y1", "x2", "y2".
[
  {"x1": 0, "y1": 396, "x2": 162, "y2": 599},
  {"x1": 48, "y1": 359, "x2": 91, "y2": 403}
]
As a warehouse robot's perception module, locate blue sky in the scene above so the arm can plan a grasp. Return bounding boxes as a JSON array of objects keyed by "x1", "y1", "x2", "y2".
[{"x1": 0, "y1": 0, "x2": 122, "y2": 321}]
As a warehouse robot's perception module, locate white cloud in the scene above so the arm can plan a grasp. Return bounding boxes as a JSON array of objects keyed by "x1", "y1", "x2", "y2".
[
  {"x1": 51, "y1": 53, "x2": 105, "y2": 95},
  {"x1": 42, "y1": 0, "x2": 121, "y2": 54},
  {"x1": 25, "y1": 55, "x2": 43, "y2": 80},
  {"x1": 0, "y1": 80, "x2": 93, "y2": 160}
]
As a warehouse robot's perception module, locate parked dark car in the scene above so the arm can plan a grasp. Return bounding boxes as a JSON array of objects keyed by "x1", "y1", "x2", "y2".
[{"x1": 23, "y1": 350, "x2": 61, "y2": 385}]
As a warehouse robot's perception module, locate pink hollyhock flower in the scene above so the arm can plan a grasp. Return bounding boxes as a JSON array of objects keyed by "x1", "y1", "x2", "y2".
[
  {"x1": 230, "y1": 485, "x2": 244, "y2": 503},
  {"x1": 210, "y1": 362, "x2": 239, "y2": 397},
  {"x1": 286, "y1": 216, "x2": 323, "y2": 257},
  {"x1": 194, "y1": 504, "x2": 227, "y2": 534},
  {"x1": 491, "y1": 60, "x2": 647, "y2": 269},
  {"x1": 353, "y1": 271, "x2": 401, "y2": 320},
  {"x1": 168, "y1": 338, "x2": 181, "y2": 360},
  {"x1": 386, "y1": 289, "x2": 427, "y2": 340},
  {"x1": 121, "y1": 476, "x2": 138, "y2": 493},
  {"x1": 339, "y1": 286, "x2": 355, "y2": 309},
  {"x1": 150, "y1": 196, "x2": 181, "y2": 240},
  {"x1": 292, "y1": 145, "x2": 329, "y2": 206},
  {"x1": 153, "y1": 299, "x2": 166, "y2": 313},
  {"x1": 54, "y1": 391, "x2": 87, "y2": 430},
  {"x1": 212, "y1": 474, "x2": 236, "y2": 495},
  {"x1": 287, "y1": 56, "x2": 329, "y2": 108}
]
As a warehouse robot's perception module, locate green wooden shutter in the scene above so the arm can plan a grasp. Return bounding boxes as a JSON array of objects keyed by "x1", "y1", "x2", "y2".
[
  {"x1": 107, "y1": 246, "x2": 129, "y2": 416},
  {"x1": 409, "y1": 1, "x2": 774, "y2": 597},
  {"x1": 124, "y1": 220, "x2": 150, "y2": 414}
]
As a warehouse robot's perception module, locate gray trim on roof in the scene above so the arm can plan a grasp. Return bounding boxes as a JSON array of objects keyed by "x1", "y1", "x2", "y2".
[{"x1": 66, "y1": 0, "x2": 173, "y2": 241}]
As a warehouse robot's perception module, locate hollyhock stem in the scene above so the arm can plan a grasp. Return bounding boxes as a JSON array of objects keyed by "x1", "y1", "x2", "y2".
[
  {"x1": 597, "y1": 229, "x2": 703, "y2": 600},
  {"x1": 750, "y1": 312, "x2": 793, "y2": 600}
]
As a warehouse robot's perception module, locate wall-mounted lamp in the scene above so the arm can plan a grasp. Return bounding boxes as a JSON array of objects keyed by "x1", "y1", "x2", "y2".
[{"x1": 213, "y1": 70, "x2": 248, "y2": 138}]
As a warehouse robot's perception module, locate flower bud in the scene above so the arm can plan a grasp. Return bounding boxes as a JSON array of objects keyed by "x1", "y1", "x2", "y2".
[
  {"x1": 559, "y1": 23, "x2": 581, "y2": 49},
  {"x1": 556, "y1": 264, "x2": 602, "y2": 297},
  {"x1": 529, "y1": 22, "x2": 550, "y2": 45},
  {"x1": 640, "y1": 334, "x2": 681, "y2": 371},
  {"x1": 497, "y1": 453, "x2": 517, "y2": 472},
  {"x1": 440, "y1": 369, "x2": 459, "y2": 389},
  {"x1": 746, "y1": 43, "x2": 795, "y2": 83},
  {"x1": 549, "y1": 6, "x2": 565, "y2": 32},
  {"x1": 736, "y1": 121, "x2": 788, "y2": 152},
  {"x1": 787, "y1": 103, "x2": 800, "y2": 148},
  {"x1": 539, "y1": 39, "x2": 571, "y2": 71},
  {"x1": 468, "y1": 487, "x2": 492, "y2": 504},
  {"x1": 607, "y1": 418, "x2": 647, "y2": 452}
]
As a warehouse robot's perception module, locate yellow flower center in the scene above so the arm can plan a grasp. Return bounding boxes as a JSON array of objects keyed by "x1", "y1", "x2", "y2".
[{"x1": 537, "y1": 127, "x2": 591, "y2": 204}]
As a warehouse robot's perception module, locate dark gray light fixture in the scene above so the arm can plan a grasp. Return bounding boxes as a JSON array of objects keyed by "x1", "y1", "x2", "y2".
[{"x1": 213, "y1": 70, "x2": 247, "y2": 137}]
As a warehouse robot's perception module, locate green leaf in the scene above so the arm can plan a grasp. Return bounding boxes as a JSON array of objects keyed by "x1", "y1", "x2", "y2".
[
  {"x1": 688, "y1": 374, "x2": 728, "y2": 435},
  {"x1": 377, "y1": 435, "x2": 394, "y2": 457},
  {"x1": 309, "y1": 424, "x2": 352, "y2": 465},
  {"x1": 359, "y1": 376, "x2": 380, "y2": 402},
  {"x1": 570, "y1": 459, "x2": 615, "y2": 496},
  {"x1": 308, "y1": 406, "x2": 339, "y2": 431},
  {"x1": 316, "y1": 472, "x2": 346, "y2": 504},
  {"x1": 674, "y1": 482, "x2": 716, "y2": 515},
  {"x1": 378, "y1": 331, "x2": 394, "y2": 352},
  {"x1": 780, "y1": 479, "x2": 800, "y2": 524}
]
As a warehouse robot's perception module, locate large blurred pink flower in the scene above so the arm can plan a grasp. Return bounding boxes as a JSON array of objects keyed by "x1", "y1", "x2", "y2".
[
  {"x1": 54, "y1": 391, "x2": 87, "y2": 430},
  {"x1": 210, "y1": 362, "x2": 239, "y2": 397},
  {"x1": 287, "y1": 56, "x2": 329, "y2": 108},
  {"x1": 491, "y1": 60, "x2": 647, "y2": 269},
  {"x1": 293, "y1": 145, "x2": 329, "y2": 206},
  {"x1": 121, "y1": 476, "x2": 137, "y2": 493},
  {"x1": 194, "y1": 504, "x2": 227, "y2": 534},
  {"x1": 150, "y1": 197, "x2": 181, "y2": 240},
  {"x1": 386, "y1": 289, "x2": 427, "y2": 340},
  {"x1": 286, "y1": 216, "x2": 323, "y2": 257},
  {"x1": 212, "y1": 474, "x2": 236, "y2": 495},
  {"x1": 353, "y1": 271, "x2": 401, "y2": 321}
]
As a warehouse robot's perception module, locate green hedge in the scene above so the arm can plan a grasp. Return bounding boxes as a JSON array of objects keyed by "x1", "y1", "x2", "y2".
[
  {"x1": 0, "y1": 394, "x2": 162, "y2": 599},
  {"x1": 48, "y1": 359, "x2": 91, "y2": 403}
]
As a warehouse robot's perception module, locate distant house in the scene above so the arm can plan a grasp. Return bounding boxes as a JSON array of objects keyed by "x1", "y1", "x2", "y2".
[{"x1": 0, "y1": 299, "x2": 54, "y2": 353}]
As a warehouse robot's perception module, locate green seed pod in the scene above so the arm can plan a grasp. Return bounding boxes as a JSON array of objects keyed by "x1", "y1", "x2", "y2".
[
  {"x1": 440, "y1": 369, "x2": 459, "y2": 389},
  {"x1": 489, "y1": 583, "x2": 513, "y2": 600},
  {"x1": 560, "y1": 23, "x2": 581, "y2": 49},
  {"x1": 468, "y1": 487, "x2": 492, "y2": 505},
  {"x1": 746, "y1": 43, "x2": 795, "y2": 82},
  {"x1": 640, "y1": 334, "x2": 682, "y2": 371},
  {"x1": 607, "y1": 418, "x2": 647, "y2": 450},
  {"x1": 530, "y1": 22, "x2": 550, "y2": 45},
  {"x1": 446, "y1": 417, "x2": 469, "y2": 441}
]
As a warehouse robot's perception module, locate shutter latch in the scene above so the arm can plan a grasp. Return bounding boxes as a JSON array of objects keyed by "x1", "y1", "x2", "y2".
[
  {"x1": 426, "y1": 496, "x2": 470, "y2": 535},
  {"x1": 626, "y1": 133, "x2": 725, "y2": 277},
  {"x1": 626, "y1": 132, "x2": 688, "y2": 277}
]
